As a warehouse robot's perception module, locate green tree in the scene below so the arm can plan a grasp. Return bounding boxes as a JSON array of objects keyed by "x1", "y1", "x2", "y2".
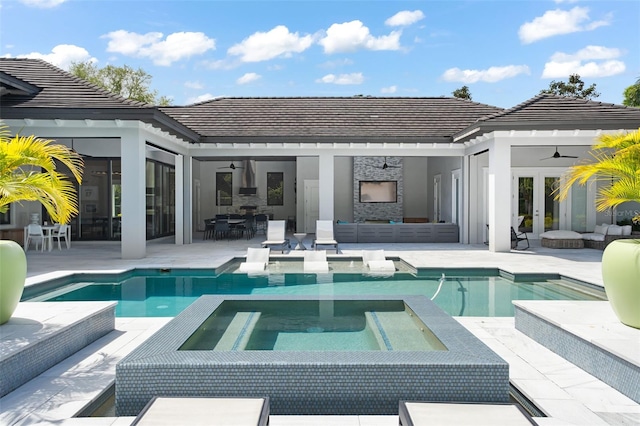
[
  {"x1": 556, "y1": 129, "x2": 640, "y2": 218},
  {"x1": 541, "y1": 74, "x2": 600, "y2": 100},
  {"x1": 69, "y1": 61, "x2": 171, "y2": 106},
  {"x1": 622, "y1": 77, "x2": 640, "y2": 107},
  {"x1": 0, "y1": 123, "x2": 83, "y2": 224},
  {"x1": 452, "y1": 85, "x2": 472, "y2": 100}
]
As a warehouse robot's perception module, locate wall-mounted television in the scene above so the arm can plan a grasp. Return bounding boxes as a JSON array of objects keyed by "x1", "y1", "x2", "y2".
[{"x1": 359, "y1": 180, "x2": 397, "y2": 203}]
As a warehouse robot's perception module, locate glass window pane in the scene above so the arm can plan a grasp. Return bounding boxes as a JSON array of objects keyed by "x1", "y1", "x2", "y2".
[
  {"x1": 518, "y1": 177, "x2": 534, "y2": 232},
  {"x1": 544, "y1": 177, "x2": 560, "y2": 231},
  {"x1": 216, "y1": 172, "x2": 232, "y2": 206},
  {"x1": 267, "y1": 172, "x2": 284, "y2": 206},
  {"x1": 570, "y1": 183, "x2": 587, "y2": 232}
]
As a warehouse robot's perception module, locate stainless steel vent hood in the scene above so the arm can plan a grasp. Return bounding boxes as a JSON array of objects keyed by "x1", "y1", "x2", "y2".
[{"x1": 239, "y1": 160, "x2": 257, "y2": 195}]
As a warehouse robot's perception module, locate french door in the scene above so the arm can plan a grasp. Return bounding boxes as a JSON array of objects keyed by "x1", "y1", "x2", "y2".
[{"x1": 512, "y1": 169, "x2": 564, "y2": 239}]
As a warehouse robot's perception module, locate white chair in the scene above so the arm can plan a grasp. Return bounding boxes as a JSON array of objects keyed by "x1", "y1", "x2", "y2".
[
  {"x1": 25, "y1": 224, "x2": 45, "y2": 252},
  {"x1": 51, "y1": 224, "x2": 71, "y2": 250},
  {"x1": 261, "y1": 220, "x2": 290, "y2": 253},
  {"x1": 238, "y1": 247, "x2": 270, "y2": 273},
  {"x1": 313, "y1": 220, "x2": 339, "y2": 253},
  {"x1": 362, "y1": 250, "x2": 396, "y2": 273},
  {"x1": 303, "y1": 250, "x2": 329, "y2": 272}
]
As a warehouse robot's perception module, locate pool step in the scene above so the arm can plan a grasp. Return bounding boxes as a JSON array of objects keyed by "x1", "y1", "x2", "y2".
[
  {"x1": 214, "y1": 312, "x2": 261, "y2": 351},
  {"x1": 0, "y1": 301, "x2": 116, "y2": 397},
  {"x1": 365, "y1": 311, "x2": 440, "y2": 351}
]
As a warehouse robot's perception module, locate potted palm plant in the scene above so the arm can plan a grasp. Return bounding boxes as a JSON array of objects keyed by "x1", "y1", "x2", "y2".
[
  {"x1": 0, "y1": 123, "x2": 83, "y2": 324},
  {"x1": 557, "y1": 128, "x2": 640, "y2": 328}
]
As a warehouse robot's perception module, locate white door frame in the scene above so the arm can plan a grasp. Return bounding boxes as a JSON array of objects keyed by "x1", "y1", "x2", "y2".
[
  {"x1": 433, "y1": 174, "x2": 442, "y2": 223},
  {"x1": 512, "y1": 168, "x2": 566, "y2": 239},
  {"x1": 451, "y1": 169, "x2": 462, "y2": 226},
  {"x1": 304, "y1": 179, "x2": 320, "y2": 234}
]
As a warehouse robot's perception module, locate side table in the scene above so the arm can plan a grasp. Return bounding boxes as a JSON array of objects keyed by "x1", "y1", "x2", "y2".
[{"x1": 293, "y1": 233, "x2": 307, "y2": 250}]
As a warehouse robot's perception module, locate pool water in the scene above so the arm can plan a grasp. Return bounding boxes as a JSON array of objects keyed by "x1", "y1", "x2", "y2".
[
  {"x1": 26, "y1": 268, "x2": 604, "y2": 317},
  {"x1": 178, "y1": 300, "x2": 447, "y2": 351}
]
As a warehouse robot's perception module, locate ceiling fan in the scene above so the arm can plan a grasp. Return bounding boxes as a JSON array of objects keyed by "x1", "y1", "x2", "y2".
[
  {"x1": 380, "y1": 157, "x2": 401, "y2": 169},
  {"x1": 217, "y1": 161, "x2": 243, "y2": 170},
  {"x1": 540, "y1": 147, "x2": 578, "y2": 160}
]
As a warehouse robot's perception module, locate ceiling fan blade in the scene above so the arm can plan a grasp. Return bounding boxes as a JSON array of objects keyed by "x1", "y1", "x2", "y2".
[{"x1": 559, "y1": 155, "x2": 578, "y2": 158}]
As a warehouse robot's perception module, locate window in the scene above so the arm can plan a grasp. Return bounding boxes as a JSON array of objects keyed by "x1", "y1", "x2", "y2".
[
  {"x1": 267, "y1": 172, "x2": 284, "y2": 206},
  {"x1": 216, "y1": 172, "x2": 232, "y2": 206},
  {"x1": 0, "y1": 205, "x2": 10, "y2": 225}
]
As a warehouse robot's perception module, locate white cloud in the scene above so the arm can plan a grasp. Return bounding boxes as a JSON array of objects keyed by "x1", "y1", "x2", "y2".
[
  {"x1": 442, "y1": 65, "x2": 530, "y2": 83},
  {"x1": 554, "y1": 0, "x2": 579, "y2": 3},
  {"x1": 19, "y1": 0, "x2": 66, "y2": 8},
  {"x1": 184, "y1": 81, "x2": 204, "y2": 90},
  {"x1": 385, "y1": 10, "x2": 425, "y2": 27},
  {"x1": 550, "y1": 45, "x2": 622, "y2": 62},
  {"x1": 381, "y1": 85, "x2": 397, "y2": 94},
  {"x1": 519, "y1": 7, "x2": 611, "y2": 44},
  {"x1": 186, "y1": 93, "x2": 216, "y2": 104},
  {"x1": 319, "y1": 20, "x2": 401, "y2": 54},
  {"x1": 18, "y1": 44, "x2": 96, "y2": 70},
  {"x1": 228, "y1": 25, "x2": 313, "y2": 62},
  {"x1": 542, "y1": 45, "x2": 625, "y2": 78},
  {"x1": 102, "y1": 30, "x2": 215, "y2": 66},
  {"x1": 319, "y1": 58, "x2": 355, "y2": 69},
  {"x1": 315, "y1": 73, "x2": 364, "y2": 85},
  {"x1": 237, "y1": 72, "x2": 261, "y2": 85},
  {"x1": 202, "y1": 58, "x2": 239, "y2": 70}
]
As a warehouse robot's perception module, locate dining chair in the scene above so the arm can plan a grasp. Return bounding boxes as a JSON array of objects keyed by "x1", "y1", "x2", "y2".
[
  {"x1": 255, "y1": 214, "x2": 267, "y2": 235},
  {"x1": 25, "y1": 224, "x2": 46, "y2": 252},
  {"x1": 203, "y1": 218, "x2": 215, "y2": 240},
  {"x1": 214, "y1": 219, "x2": 231, "y2": 240},
  {"x1": 52, "y1": 224, "x2": 71, "y2": 250}
]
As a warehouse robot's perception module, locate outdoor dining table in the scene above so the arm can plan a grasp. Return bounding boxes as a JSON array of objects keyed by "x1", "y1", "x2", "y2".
[{"x1": 23, "y1": 225, "x2": 59, "y2": 252}]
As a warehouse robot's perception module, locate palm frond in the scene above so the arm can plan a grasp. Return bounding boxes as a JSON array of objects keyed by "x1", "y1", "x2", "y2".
[
  {"x1": 0, "y1": 123, "x2": 83, "y2": 223},
  {"x1": 556, "y1": 128, "x2": 640, "y2": 211}
]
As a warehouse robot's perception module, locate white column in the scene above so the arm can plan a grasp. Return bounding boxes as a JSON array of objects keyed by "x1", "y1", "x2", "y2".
[
  {"x1": 488, "y1": 138, "x2": 512, "y2": 252},
  {"x1": 174, "y1": 154, "x2": 184, "y2": 245},
  {"x1": 181, "y1": 155, "x2": 193, "y2": 244},
  {"x1": 461, "y1": 155, "x2": 470, "y2": 244},
  {"x1": 318, "y1": 154, "x2": 335, "y2": 221},
  {"x1": 120, "y1": 128, "x2": 146, "y2": 259}
]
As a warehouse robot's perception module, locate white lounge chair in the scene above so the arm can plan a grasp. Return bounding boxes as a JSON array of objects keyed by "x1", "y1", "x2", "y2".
[
  {"x1": 362, "y1": 249, "x2": 395, "y2": 272},
  {"x1": 261, "y1": 220, "x2": 290, "y2": 253},
  {"x1": 132, "y1": 396, "x2": 270, "y2": 426},
  {"x1": 304, "y1": 250, "x2": 329, "y2": 272},
  {"x1": 313, "y1": 220, "x2": 339, "y2": 253},
  {"x1": 238, "y1": 247, "x2": 270, "y2": 273}
]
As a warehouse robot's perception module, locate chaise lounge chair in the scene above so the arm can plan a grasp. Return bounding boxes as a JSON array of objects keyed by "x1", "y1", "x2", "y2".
[
  {"x1": 132, "y1": 396, "x2": 270, "y2": 426},
  {"x1": 304, "y1": 249, "x2": 329, "y2": 272},
  {"x1": 313, "y1": 220, "x2": 339, "y2": 253},
  {"x1": 362, "y1": 249, "x2": 396, "y2": 272},
  {"x1": 238, "y1": 247, "x2": 270, "y2": 273},
  {"x1": 261, "y1": 220, "x2": 290, "y2": 253},
  {"x1": 399, "y1": 401, "x2": 534, "y2": 426}
]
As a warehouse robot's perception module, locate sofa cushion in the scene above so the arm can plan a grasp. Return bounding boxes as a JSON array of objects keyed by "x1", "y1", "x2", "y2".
[
  {"x1": 622, "y1": 225, "x2": 633, "y2": 236},
  {"x1": 582, "y1": 233, "x2": 606, "y2": 241},
  {"x1": 607, "y1": 224, "x2": 623, "y2": 236},
  {"x1": 594, "y1": 224, "x2": 609, "y2": 235}
]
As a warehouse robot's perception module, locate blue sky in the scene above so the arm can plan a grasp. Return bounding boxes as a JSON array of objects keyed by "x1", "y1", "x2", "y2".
[{"x1": 1, "y1": 0, "x2": 638, "y2": 108}]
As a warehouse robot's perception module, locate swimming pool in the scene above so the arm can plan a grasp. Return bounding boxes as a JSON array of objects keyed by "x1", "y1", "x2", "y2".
[{"x1": 24, "y1": 263, "x2": 605, "y2": 317}]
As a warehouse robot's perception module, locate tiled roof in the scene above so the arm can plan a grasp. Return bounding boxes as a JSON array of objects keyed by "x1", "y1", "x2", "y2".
[
  {"x1": 476, "y1": 93, "x2": 640, "y2": 126},
  {"x1": 0, "y1": 58, "x2": 150, "y2": 108},
  {"x1": 160, "y1": 97, "x2": 505, "y2": 140}
]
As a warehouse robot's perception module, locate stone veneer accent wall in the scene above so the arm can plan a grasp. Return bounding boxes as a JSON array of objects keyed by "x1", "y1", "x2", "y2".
[{"x1": 353, "y1": 157, "x2": 403, "y2": 223}]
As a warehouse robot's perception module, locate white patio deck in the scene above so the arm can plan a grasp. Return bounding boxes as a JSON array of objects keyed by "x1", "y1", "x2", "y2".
[{"x1": 2, "y1": 233, "x2": 638, "y2": 425}]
